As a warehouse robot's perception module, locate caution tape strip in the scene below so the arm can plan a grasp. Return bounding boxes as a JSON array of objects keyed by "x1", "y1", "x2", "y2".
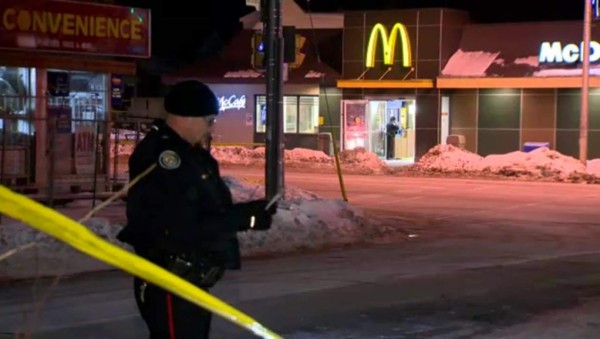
[{"x1": 0, "y1": 185, "x2": 281, "y2": 339}]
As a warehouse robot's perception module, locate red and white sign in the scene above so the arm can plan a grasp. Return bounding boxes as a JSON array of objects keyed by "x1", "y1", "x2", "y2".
[
  {"x1": 0, "y1": 0, "x2": 150, "y2": 57},
  {"x1": 75, "y1": 125, "x2": 96, "y2": 174}
]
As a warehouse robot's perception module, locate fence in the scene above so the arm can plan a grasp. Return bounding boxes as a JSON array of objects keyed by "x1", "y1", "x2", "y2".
[{"x1": 0, "y1": 93, "x2": 153, "y2": 205}]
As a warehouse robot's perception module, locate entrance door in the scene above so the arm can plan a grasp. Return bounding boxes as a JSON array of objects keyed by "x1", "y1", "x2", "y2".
[
  {"x1": 366, "y1": 99, "x2": 415, "y2": 161},
  {"x1": 396, "y1": 100, "x2": 416, "y2": 161},
  {"x1": 367, "y1": 101, "x2": 386, "y2": 158},
  {"x1": 441, "y1": 96, "x2": 450, "y2": 144}
]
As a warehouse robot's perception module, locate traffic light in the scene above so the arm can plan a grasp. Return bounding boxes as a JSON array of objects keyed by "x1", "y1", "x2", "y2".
[
  {"x1": 252, "y1": 31, "x2": 266, "y2": 70},
  {"x1": 252, "y1": 26, "x2": 305, "y2": 70}
]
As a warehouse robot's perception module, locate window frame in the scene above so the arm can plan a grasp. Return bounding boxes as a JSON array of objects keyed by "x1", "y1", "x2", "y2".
[{"x1": 254, "y1": 94, "x2": 320, "y2": 135}]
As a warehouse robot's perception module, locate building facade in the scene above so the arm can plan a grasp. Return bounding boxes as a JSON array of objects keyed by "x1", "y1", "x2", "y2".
[
  {"x1": 0, "y1": 0, "x2": 150, "y2": 195},
  {"x1": 338, "y1": 9, "x2": 600, "y2": 161},
  {"x1": 153, "y1": 6, "x2": 600, "y2": 163},
  {"x1": 150, "y1": 0, "x2": 343, "y2": 154},
  {"x1": 439, "y1": 21, "x2": 600, "y2": 159}
]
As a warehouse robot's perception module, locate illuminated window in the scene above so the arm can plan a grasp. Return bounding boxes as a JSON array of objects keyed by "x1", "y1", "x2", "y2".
[
  {"x1": 299, "y1": 96, "x2": 319, "y2": 134},
  {"x1": 0, "y1": 66, "x2": 36, "y2": 178},
  {"x1": 284, "y1": 96, "x2": 298, "y2": 133},
  {"x1": 0, "y1": 66, "x2": 36, "y2": 135},
  {"x1": 46, "y1": 70, "x2": 108, "y2": 132},
  {"x1": 255, "y1": 95, "x2": 319, "y2": 134},
  {"x1": 255, "y1": 95, "x2": 267, "y2": 133}
]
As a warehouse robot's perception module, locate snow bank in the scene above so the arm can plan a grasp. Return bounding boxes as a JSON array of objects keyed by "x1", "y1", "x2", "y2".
[
  {"x1": 223, "y1": 176, "x2": 381, "y2": 256},
  {"x1": 0, "y1": 177, "x2": 386, "y2": 280},
  {"x1": 476, "y1": 148, "x2": 586, "y2": 179},
  {"x1": 415, "y1": 144, "x2": 483, "y2": 172},
  {"x1": 587, "y1": 159, "x2": 600, "y2": 177},
  {"x1": 213, "y1": 146, "x2": 388, "y2": 174},
  {"x1": 414, "y1": 145, "x2": 597, "y2": 181}
]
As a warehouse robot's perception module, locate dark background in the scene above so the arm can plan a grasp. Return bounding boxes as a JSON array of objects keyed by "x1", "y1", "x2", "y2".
[
  {"x1": 115, "y1": 0, "x2": 585, "y2": 62},
  {"x1": 113, "y1": 0, "x2": 587, "y2": 94}
]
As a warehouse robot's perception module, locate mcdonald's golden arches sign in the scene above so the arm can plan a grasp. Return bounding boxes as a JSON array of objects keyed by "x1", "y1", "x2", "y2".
[{"x1": 366, "y1": 23, "x2": 412, "y2": 68}]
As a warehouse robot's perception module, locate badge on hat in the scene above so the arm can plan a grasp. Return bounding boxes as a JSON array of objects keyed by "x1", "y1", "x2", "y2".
[{"x1": 158, "y1": 150, "x2": 181, "y2": 170}]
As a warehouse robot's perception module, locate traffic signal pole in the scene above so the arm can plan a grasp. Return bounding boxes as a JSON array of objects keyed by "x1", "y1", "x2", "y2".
[
  {"x1": 264, "y1": 0, "x2": 285, "y2": 201},
  {"x1": 580, "y1": 0, "x2": 592, "y2": 164}
]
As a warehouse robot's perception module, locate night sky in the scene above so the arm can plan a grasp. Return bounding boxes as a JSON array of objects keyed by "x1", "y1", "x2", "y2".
[
  {"x1": 304, "y1": 0, "x2": 585, "y2": 23},
  {"x1": 115, "y1": 0, "x2": 588, "y2": 66}
]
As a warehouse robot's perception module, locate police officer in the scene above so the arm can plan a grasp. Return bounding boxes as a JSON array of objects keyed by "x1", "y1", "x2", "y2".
[{"x1": 117, "y1": 80, "x2": 276, "y2": 339}]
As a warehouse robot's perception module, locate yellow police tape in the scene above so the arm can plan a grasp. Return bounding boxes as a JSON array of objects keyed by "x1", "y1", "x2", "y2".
[{"x1": 0, "y1": 185, "x2": 282, "y2": 339}]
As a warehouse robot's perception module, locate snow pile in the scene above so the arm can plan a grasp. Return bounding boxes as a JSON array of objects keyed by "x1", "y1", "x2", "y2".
[
  {"x1": 0, "y1": 177, "x2": 388, "y2": 280},
  {"x1": 109, "y1": 143, "x2": 135, "y2": 157},
  {"x1": 213, "y1": 146, "x2": 388, "y2": 174},
  {"x1": 285, "y1": 148, "x2": 332, "y2": 163},
  {"x1": 0, "y1": 218, "x2": 126, "y2": 280},
  {"x1": 222, "y1": 176, "x2": 383, "y2": 256},
  {"x1": 415, "y1": 145, "x2": 595, "y2": 181},
  {"x1": 101, "y1": 144, "x2": 388, "y2": 174},
  {"x1": 210, "y1": 146, "x2": 264, "y2": 165},
  {"x1": 587, "y1": 159, "x2": 600, "y2": 177},
  {"x1": 476, "y1": 148, "x2": 586, "y2": 179},
  {"x1": 339, "y1": 148, "x2": 388, "y2": 174},
  {"x1": 415, "y1": 144, "x2": 483, "y2": 172}
]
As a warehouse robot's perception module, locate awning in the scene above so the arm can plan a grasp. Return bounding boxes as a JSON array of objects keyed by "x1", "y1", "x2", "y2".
[
  {"x1": 336, "y1": 79, "x2": 435, "y2": 89},
  {"x1": 437, "y1": 76, "x2": 600, "y2": 89}
]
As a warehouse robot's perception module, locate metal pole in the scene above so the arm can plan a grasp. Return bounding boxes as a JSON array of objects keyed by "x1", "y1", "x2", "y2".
[
  {"x1": 112, "y1": 122, "x2": 119, "y2": 190},
  {"x1": 581, "y1": 0, "x2": 592, "y2": 164},
  {"x1": 0, "y1": 106, "x2": 7, "y2": 224},
  {"x1": 0, "y1": 110, "x2": 7, "y2": 187},
  {"x1": 265, "y1": 0, "x2": 284, "y2": 201},
  {"x1": 48, "y1": 117, "x2": 56, "y2": 208},
  {"x1": 92, "y1": 121, "x2": 100, "y2": 210}
]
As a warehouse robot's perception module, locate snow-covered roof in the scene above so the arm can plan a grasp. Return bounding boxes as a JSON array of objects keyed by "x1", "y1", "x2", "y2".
[
  {"x1": 441, "y1": 21, "x2": 600, "y2": 78},
  {"x1": 442, "y1": 50, "x2": 500, "y2": 77}
]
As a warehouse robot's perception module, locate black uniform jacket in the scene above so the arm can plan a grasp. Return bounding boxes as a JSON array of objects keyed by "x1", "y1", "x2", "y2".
[{"x1": 118, "y1": 119, "x2": 241, "y2": 269}]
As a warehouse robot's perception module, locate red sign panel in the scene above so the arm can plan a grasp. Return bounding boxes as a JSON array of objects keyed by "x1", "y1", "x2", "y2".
[{"x1": 0, "y1": 0, "x2": 150, "y2": 58}]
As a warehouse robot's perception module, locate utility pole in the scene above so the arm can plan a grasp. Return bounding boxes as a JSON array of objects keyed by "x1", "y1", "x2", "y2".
[
  {"x1": 264, "y1": 0, "x2": 284, "y2": 200},
  {"x1": 580, "y1": 0, "x2": 592, "y2": 164}
]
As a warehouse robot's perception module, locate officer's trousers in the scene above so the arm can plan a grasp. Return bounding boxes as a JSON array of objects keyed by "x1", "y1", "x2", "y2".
[{"x1": 134, "y1": 277, "x2": 212, "y2": 339}]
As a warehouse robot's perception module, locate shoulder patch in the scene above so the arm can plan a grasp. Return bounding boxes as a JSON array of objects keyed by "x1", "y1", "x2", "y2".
[{"x1": 158, "y1": 150, "x2": 181, "y2": 170}]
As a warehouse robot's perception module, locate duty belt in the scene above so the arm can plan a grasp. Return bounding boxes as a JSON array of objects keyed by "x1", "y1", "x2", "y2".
[{"x1": 166, "y1": 253, "x2": 224, "y2": 288}]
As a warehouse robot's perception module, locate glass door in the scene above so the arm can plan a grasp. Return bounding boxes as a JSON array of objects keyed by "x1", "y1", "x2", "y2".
[{"x1": 367, "y1": 101, "x2": 386, "y2": 158}]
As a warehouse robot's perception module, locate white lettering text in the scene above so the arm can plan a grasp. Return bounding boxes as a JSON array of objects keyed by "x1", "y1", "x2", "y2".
[
  {"x1": 539, "y1": 40, "x2": 600, "y2": 64},
  {"x1": 218, "y1": 95, "x2": 247, "y2": 112}
]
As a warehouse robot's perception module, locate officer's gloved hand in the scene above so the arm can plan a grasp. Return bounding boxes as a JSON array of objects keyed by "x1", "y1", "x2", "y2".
[{"x1": 234, "y1": 200, "x2": 277, "y2": 231}]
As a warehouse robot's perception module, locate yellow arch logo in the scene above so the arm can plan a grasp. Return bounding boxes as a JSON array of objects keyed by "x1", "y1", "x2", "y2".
[{"x1": 365, "y1": 23, "x2": 412, "y2": 68}]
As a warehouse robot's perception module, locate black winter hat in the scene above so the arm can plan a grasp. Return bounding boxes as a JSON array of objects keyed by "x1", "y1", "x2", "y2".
[{"x1": 164, "y1": 80, "x2": 219, "y2": 117}]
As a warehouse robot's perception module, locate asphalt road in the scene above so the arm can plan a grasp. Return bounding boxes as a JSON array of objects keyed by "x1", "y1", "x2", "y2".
[
  {"x1": 223, "y1": 168, "x2": 600, "y2": 229},
  {"x1": 2, "y1": 171, "x2": 600, "y2": 338}
]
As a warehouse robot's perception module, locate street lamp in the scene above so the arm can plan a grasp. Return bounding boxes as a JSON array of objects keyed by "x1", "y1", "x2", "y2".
[{"x1": 580, "y1": 0, "x2": 593, "y2": 164}]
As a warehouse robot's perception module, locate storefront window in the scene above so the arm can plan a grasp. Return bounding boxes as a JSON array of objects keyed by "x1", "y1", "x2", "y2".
[
  {"x1": 45, "y1": 70, "x2": 109, "y2": 175},
  {"x1": 47, "y1": 70, "x2": 108, "y2": 131},
  {"x1": 284, "y1": 96, "x2": 298, "y2": 133},
  {"x1": 299, "y1": 96, "x2": 319, "y2": 133},
  {"x1": 255, "y1": 95, "x2": 319, "y2": 134},
  {"x1": 0, "y1": 66, "x2": 36, "y2": 179},
  {"x1": 256, "y1": 95, "x2": 267, "y2": 133},
  {"x1": 0, "y1": 66, "x2": 36, "y2": 134}
]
